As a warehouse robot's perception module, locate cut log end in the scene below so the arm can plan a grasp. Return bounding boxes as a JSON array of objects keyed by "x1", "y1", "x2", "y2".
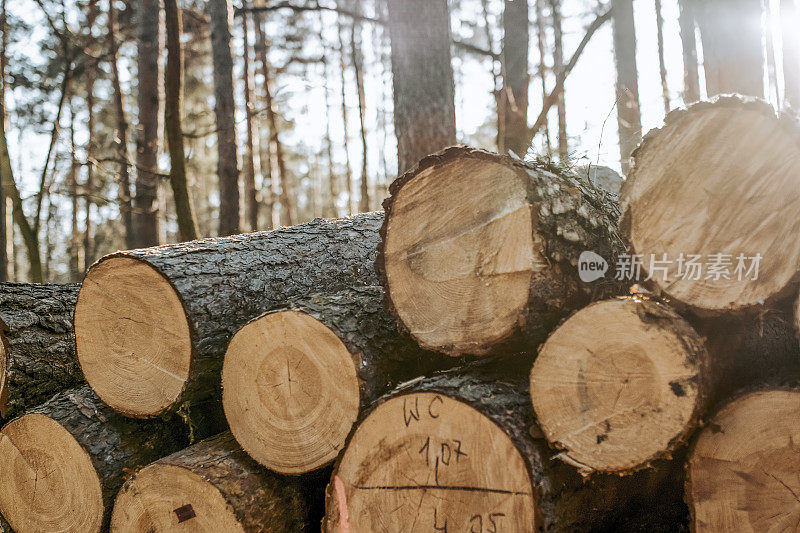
[
  {"x1": 110, "y1": 464, "x2": 244, "y2": 532},
  {"x1": 222, "y1": 310, "x2": 360, "y2": 474},
  {"x1": 0, "y1": 336, "x2": 7, "y2": 415},
  {"x1": 622, "y1": 98, "x2": 800, "y2": 313},
  {"x1": 686, "y1": 390, "x2": 800, "y2": 531},
  {"x1": 325, "y1": 392, "x2": 537, "y2": 531},
  {"x1": 75, "y1": 256, "x2": 192, "y2": 417},
  {"x1": 0, "y1": 413, "x2": 104, "y2": 532},
  {"x1": 531, "y1": 298, "x2": 708, "y2": 473},
  {"x1": 383, "y1": 156, "x2": 539, "y2": 355}
]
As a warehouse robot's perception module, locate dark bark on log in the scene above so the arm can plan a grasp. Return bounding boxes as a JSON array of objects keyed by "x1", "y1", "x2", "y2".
[
  {"x1": 0, "y1": 283, "x2": 83, "y2": 420},
  {"x1": 8, "y1": 385, "x2": 188, "y2": 530},
  {"x1": 78, "y1": 213, "x2": 384, "y2": 426},
  {"x1": 325, "y1": 360, "x2": 687, "y2": 532}
]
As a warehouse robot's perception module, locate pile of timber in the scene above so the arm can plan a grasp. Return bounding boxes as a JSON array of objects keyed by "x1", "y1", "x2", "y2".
[{"x1": 0, "y1": 96, "x2": 798, "y2": 532}]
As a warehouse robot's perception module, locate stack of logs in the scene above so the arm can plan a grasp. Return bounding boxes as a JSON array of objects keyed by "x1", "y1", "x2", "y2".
[{"x1": 0, "y1": 96, "x2": 798, "y2": 532}]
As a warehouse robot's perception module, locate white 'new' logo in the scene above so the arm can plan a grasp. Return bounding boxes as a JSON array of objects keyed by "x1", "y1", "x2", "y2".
[{"x1": 578, "y1": 251, "x2": 608, "y2": 282}]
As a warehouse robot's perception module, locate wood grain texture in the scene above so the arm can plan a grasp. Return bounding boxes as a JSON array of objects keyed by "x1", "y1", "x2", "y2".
[{"x1": 378, "y1": 146, "x2": 626, "y2": 357}]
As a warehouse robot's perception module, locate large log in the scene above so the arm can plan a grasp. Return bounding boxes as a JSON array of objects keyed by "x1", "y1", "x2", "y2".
[
  {"x1": 323, "y1": 360, "x2": 686, "y2": 532},
  {"x1": 74, "y1": 213, "x2": 383, "y2": 421},
  {"x1": 686, "y1": 388, "x2": 800, "y2": 531},
  {"x1": 530, "y1": 297, "x2": 709, "y2": 475},
  {"x1": 620, "y1": 97, "x2": 800, "y2": 315},
  {"x1": 530, "y1": 298, "x2": 800, "y2": 476},
  {"x1": 222, "y1": 286, "x2": 461, "y2": 475},
  {"x1": 377, "y1": 146, "x2": 626, "y2": 357},
  {"x1": 110, "y1": 432, "x2": 309, "y2": 532},
  {"x1": 0, "y1": 283, "x2": 83, "y2": 420},
  {"x1": 0, "y1": 385, "x2": 187, "y2": 532}
]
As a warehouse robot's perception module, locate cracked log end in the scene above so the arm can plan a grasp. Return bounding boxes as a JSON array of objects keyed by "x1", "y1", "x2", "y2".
[
  {"x1": 75, "y1": 257, "x2": 192, "y2": 417},
  {"x1": 382, "y1": 155, "x2": 540, "y2": 356},
  {"x1": 324, "y1": 393, "x2": 536, "y2": 531},
  {"x1": 686, "y1": 389, "x2": 800, "y2": 532},
  {"x1": 530, "y1": 298, "x2": 708, "y2": 473},
  {"x1": 621, "y1": 97, "x2": 800, "y2": 313},
  {"x1": 0, "y1": 413, "x2": 104, "y2": 532},
  {"x1": 222, "y1": 310, "x2": 360, "y2": 475}
]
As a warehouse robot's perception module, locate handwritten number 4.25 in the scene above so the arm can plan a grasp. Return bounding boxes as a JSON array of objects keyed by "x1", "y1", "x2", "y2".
[{"x1": 433, "y1": 510, "x2": 506, "y2": 532}]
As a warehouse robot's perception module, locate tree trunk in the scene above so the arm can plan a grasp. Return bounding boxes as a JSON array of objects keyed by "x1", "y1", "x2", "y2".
[
  {"x1": 694, "y1": 0, "x2": 764, "y2": 97},
  {"x1": 134, "y1": 0, "x2": 162, "y2": 248},
  {"x1": 74, "y1": 213, "x2": 384, "y2": 424},
  {"x1": 678, "y1": 0, "x2": 700, "y2": 104},
  {"x1": 655, "y1": 0, "x2": 670, "y2": 114},
  {"x1": 208, "y1": 0, "x2": 240, "y2": 236},
  {"x1": 611, "y1": 0, "x2": 642, "y2": 174},
  {"x1": 107, "y1": 0, "x2": 134, "y2": 249},
  {"x1": 68, "y1": 99, "x2": 81, "y2": 279},
  {"x1": 337, "y1": 17, "x2": 354, "y2": 215},
  {"x1": 111, "y1": 432, "x2": 309, "y2": 532},
  {"x1": 551, "y1": 0, "x2": 568, "y2": 160},
  {"x1": 164, "y1": 0, "x2": 198, "y2": 242},
  {"x1": 501, "y1": 0, "x2": 530, "y2": 158},
  {"x1": 387, "y1": 0, "x2": 457, "y2": 173},
  {"x1": 781, "y1": 0, "x2": 800, "y2": 108},
  {"x1": 83, "y1": 0, "x2": 97, "y2": 270},
  {"x1": 318, "y1": 12, "x2": 338, "y2": 218},
  {"x1": 686, "y1": 388, "x2": 800, "y2": 531},
  {"x1": 534, "y1": 0, "x2": 552, "y2": 154},
  {"x1": 324, "y1": 361, "x2": 687, "y2": 532},
  {"x1": 0, "y1": 385, "x2": 187, "y2": 532},
  {"x1": 350, "y1": 12, "x2": 370, "y2": 214},
  {"x1": 0, "y1": 283, "x2": 83, "y2": 420},
  {"x1": 0, "y1": 0, "x2": 7, "y2": 282},
  {"x1": 620, "y1": 97, "x2": 800, "y2": 314},
  {"x1": 252, "y1": 6, "x2": 275, "y2": 228},
  {"x1": 223, "y1": 286, "x2": 462, "y2": 475},
  {"x1": 241, "y1": 11, "x2": 259, "y2": 232},
  {"x1": 377, "y1": 146, "x2": 626, "y2": 357}
]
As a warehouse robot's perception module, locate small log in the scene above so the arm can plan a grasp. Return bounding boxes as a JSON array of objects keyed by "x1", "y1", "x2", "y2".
[
  {"x1": 0, "y1": 283, "x2": 83, "y2": 420},
  {"x1": 0, "y1": 385, "x2": 187, "y2": 532},
  {"x1": 324, "y1": 361, "x2": 683, "y2": 532},
  {"x1": 686, "y1": 388, "x2": 800, "y2": 531},
  {"x1": 110, "y1": 431, "x2": 309, "y2": 532},
  {"x1": 222, "y1": 286, "x2": 460, "y2": 475},
  {"x1": 620, "y1": 96, "x2": 800, "y2": 315},
  {"x1": 74, "y1": 213, "x2": 383, "y2": 421},
  {"x1": 377, "y1": 146, "x2": 626, "y2": 357},
  {"x1": 530, "y1": 297, "x2": 709, "y2": 474}
]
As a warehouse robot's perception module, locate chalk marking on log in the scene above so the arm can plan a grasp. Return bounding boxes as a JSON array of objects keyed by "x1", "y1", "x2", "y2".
[
  {"x1": 333, "y1": 475, "x2": 352, "y2": 533},
  {"x1": 354, "y1": 484, "x2": 531, "y2": 496}
]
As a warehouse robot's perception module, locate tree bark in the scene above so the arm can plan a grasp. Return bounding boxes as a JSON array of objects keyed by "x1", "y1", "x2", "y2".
[
  {"x1": 620, "y1": 97, "x2": 800, "y2": 314},
  {"x1": 694, "y1": 0, "x2": 764, "y2": 98},
  {"x1": 387, "y1": 0, "x2": 457, "y2": 173},
  {"x1": 612, "y1": 0, "x2": 642, "y2": 174},
  {"x1": 655, "y1": 0, "x2": 670, "y2": 114},
  {"x1": 378, "y1": 146, "x2": 627, "y2": 357},
  {"x1": 134, "y1": 0, "x2": 162, "y2": 248},
  {"x1": 223, "y1": 285, "x2": 462, "y2": 474},
  {"x1": 164, "y1": 0, "x2": 198, "y2": 242},
  {"x1": 111, "y1": 432, "x2": 310, "y2": 532},
  {"x1": 782, "y1": 0, "x2": 800, "y2": 108},
  {"x1": 241, "y1": 11, "x2": 259, "y2": 232},
  {"x1": 324, "y1": 361, "x2": 687, "y2": 532},
  {"x1": 0, "y1": 283, "x2": 83, "y2": 420},
  {"x1": 678, "y1": 0, "x2": 700, "y2": 104},
  {"x1": 107, "y1": 0, "x2": 134, "y2": 250},
  {"x1": 208, "y1": 0, "x2": 240, "y2": 236},
  {"x1": 0, "y1": 385, "x2": 187, "y2": 532},
  {"x1": 75, "y1": 212, "x2": 385, "y2": 424},
  {"x1": 501, "y1": 0, "x2": 530, "y2": 158}
]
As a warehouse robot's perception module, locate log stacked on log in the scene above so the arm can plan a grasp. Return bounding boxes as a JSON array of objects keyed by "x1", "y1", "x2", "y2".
[
  {"x1": 0, "y1": 385, "x2": 187, "y2": 532},
  {"x1": 222, "y1": 286, "x2": 461, "y2": 475},
  {"x1": 377, "y1": 146, "x2": 626, "y2": 357},
  {"x1": 74, "y1": 213, "x2": 383, "y2": 423},
  {"x1": 0, "y1": 283, "x2": 83, "y2": 420},
  {"x1": 111, "y1": 432, "x2": 309, "y2": 532}
]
